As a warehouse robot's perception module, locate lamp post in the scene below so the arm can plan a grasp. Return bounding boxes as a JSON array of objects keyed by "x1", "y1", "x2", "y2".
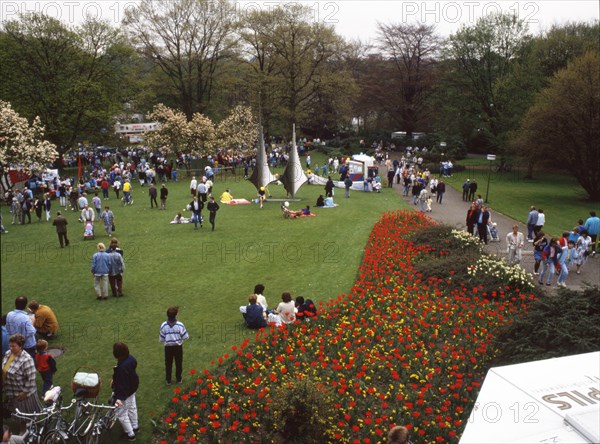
[{"x1": 485, "y1": 154, "x2": 496, "y2": 203}]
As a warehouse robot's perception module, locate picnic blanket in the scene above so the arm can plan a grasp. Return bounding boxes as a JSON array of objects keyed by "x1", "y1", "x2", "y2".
[{"x1": 226, "y1": 199, "x2": 251, "y2": 205}]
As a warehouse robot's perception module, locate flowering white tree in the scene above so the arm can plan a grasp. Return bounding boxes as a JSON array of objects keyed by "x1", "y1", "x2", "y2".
[
  {"x1": 216, "y1": 105, "x2": 258, "y2": 153},
  {"x1": 0, "y1": 101, "x2": 57, "y2": 171},
  {"x1": 145, "y1": 104, "x2": 215, "y2": 156}
]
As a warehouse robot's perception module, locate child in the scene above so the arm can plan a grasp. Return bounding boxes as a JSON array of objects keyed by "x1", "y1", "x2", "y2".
[
  {"x1": 84, "y1": 221, "x2": 94, "y2": 238},
  {"x1": 575, "y1": 230, "x2": 591, "y2": 274},
  {"x1": 539, "y1": 238, "x2": 561, "y2": 286},
  {"x1": 425, "y1": 196, "x2": 433, "y2": 212},
  {"x1": 556, "y1": 240, "x2": 577, "y2": 288},
  {"x1": 35, "y1": 339, "x2": 57, "y2": 394}
]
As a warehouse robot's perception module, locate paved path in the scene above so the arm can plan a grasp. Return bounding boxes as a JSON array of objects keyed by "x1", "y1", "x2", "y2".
[{"x1": 393, "y1": 179, "x2": 600, "y2": 292}]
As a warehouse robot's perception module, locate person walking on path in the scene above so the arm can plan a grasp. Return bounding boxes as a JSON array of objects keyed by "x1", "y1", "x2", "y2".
[
  {"x1": 476, "y1": 205, "x2": 491, "y2": 244},
  {"x1": 584, "y1": 211, "x2": 600, "y2": 256},
  {"x1": 506, "y1": 224, "x2": 525, "y2": 265},
  {"x1": 539, "y1": 238, "x2": 561, "y2": 286},
  {"x1": 468, "y1": 179, "x2": 477, "y2": 201},
  {"x1": 466, "y1": 202, "x2": 478, "y2": 236},
  {"x1": 462, "y1": 179, "x2": 470, "y2": 201},
  {"x1": 206, "y1": 195, "x2": 219, "y2": 231},
  {"x1": 159, "y1": 307, "x2": 189, "y2": 385},
  {"x1": 535, "y1": 209, "x2": 545, "y2": 235},
  {"x1": 436, "y1": 180, "x2": 446, "y2": 204},
  {"x1": 526, "y1": 206, "x2": 539, "y2": 241},
  {"x1": 52, "y1": 211, "x2": 69, "y2": 248}
]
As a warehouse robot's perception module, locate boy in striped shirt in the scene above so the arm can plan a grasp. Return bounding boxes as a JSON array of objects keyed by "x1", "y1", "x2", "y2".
[{"x1": 159, "y1": 307, "x2": 189, "y2": 385}]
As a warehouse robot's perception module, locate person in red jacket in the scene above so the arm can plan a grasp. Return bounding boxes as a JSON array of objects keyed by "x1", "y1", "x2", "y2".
[
  {"x1": 101, "y1": 178, "x2": 110, "y2": 200},
  {"x1": 35, "y1": 339, "x2": 57, "y2": 394}
]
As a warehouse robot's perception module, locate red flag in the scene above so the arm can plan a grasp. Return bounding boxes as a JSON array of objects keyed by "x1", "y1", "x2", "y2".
[{"x1": 77, "y1": 154, "x2": 82, "y2": 179}]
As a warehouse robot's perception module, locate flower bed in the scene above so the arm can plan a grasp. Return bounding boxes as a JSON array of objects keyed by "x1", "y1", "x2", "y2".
[{"x1": 154, "y1": 211, "x2": 536, "y2": 443}]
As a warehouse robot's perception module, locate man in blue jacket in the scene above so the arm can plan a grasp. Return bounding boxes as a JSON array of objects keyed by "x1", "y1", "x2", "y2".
[
  {"x1": 584, "y1": 211, "x2": 600, "y2": 256},
  {"x1": 91, "y1": 243, "x2": 111, "y2": 300}
]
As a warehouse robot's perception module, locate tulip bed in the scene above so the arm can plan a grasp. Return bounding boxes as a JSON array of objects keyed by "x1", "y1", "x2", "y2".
[{"x1": 154, "y1": 211, "x2": 537, "y2": 443}]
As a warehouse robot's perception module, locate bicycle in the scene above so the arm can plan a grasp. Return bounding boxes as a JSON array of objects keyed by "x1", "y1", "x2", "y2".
[
  {"x1": 41, "y1": 388, "x2": 98, "y2": 444},
  {"x1": 13, "y1": 398, "x2": 74, "y2": 444},
  {"x1": 83, "y1": 400, "x2": 118, "y2": 444},
  {"x1": 494, "y1": 161, "x2": 512, "y2": 173}
]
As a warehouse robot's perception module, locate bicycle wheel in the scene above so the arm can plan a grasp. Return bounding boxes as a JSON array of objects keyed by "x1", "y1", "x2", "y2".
[
  {"x1": 105, "y1": 409, "x2": 118, "y2": 431},
  {"x1": 74, "y1": 410, "x2": 97, "y2": 437},
  {"x1": 42, "y1": 429, "x2": 69, "y2": 444},
  {"x1": 85, "y1": 428, "x2": 101, "y2": 444}
]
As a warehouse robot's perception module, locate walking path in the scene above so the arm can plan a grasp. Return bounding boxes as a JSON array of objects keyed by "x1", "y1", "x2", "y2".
[{"x1": 393, "y1": 179, "x2": 600, "y2": 292}]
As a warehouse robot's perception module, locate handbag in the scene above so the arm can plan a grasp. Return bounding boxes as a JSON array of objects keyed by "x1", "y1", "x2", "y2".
[{"x1": 111, "y1": 224, "x2": 116, "y2": 231}]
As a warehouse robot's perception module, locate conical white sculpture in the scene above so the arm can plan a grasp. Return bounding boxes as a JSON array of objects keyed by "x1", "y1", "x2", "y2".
[
  {"x1": 280, "y1": 124, "x2": 308, "y2": 198},
  {"x1": 249, "y1": 125, "x2": 277, "y2": 191}
]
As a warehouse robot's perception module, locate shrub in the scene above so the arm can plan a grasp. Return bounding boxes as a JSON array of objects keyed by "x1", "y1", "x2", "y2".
[
  {"x1": 270, "y1": 379, "x2": 335, "y2": 444},
  {"x1": 492, "y1": 285, "x2": 600, "y2": 366},
  {"x1": 467, "y1": 255, "x2": 536, "y2": 293}
]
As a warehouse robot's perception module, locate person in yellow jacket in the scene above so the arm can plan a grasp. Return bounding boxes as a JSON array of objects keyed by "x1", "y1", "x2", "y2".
[
  {"x1": 122, "y1": 180, "x2": 133, "y2": 205},
  {"x1": 219, "y1": 189, "x2": 233, "y2": 203},
  {"x1": 27, "y1": 301, "x2": 59, "y2": 339}
]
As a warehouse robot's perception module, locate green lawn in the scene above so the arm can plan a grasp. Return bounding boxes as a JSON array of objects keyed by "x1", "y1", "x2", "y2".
[
  {"x1": 444, "y1": 166, "x2": 599, "y2": 237},
  {"x1": 1, "y1": 152, "x2": 406, "y2": 442}
]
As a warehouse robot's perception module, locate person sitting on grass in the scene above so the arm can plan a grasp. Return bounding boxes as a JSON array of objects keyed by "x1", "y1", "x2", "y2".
[
  {"x1": 241, "y1": 295, "x2": 266, "y2": 329},
  {"x1": 219, "y1": 189, "x2": 233, "y2": 203},
  {"x1": 316, "y1": 195, "x2": 325, "y2": 207},
  {"x1": 295, "y1": 296, "x2": 317, "y2": 321},
  {"x1": 171, "y1": 213, "x2": 190, "y2": 224},
  {"x1": 27, "y1": 301, "x2": 59, "y2": 339}
]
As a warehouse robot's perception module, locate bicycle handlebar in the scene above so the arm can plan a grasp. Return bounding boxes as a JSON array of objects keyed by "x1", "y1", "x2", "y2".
[
  {"x1": 81, "y1": 402, "x2": 117, "y2": 410},
  {"x1": 14, "y1": 399, "x2": 76, "y2": 418}
]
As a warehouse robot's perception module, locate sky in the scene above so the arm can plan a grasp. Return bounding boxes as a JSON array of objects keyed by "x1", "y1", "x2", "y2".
[{"x1": 1, "y1": 0, "x2": 598, "y2": 41}]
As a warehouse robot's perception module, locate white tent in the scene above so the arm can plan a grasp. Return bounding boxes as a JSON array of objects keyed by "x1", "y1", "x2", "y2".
[{"x1": 460, "y1": 351, "x2": 600, "y2": 444}]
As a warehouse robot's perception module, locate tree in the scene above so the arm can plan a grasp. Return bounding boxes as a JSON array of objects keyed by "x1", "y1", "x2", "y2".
[
  {"x1": 517, "y1": 51, "x2": 600, "y2": 200},
  {"x1": 375, "y1": 23, "x2": 441, "y2": 136},
  {"x1": 239, "y1": 4, "x2": 354, "y2": 137},
  {"x1": 215, "y1": 105, "x2": 257, "y2": 152},
  {"x1": 443, "y1": 13, "x2": 531, "y2": 152},
  {"x1": 0, "y1": 14, "x2": 135, "y2": 155},
  {"x1": 533, "y1": 22, "x2": 600, "y2": 80},
  {"x1": 0, "y1": 101, "x2": 57, "y2": 171},
  {"x1": 124, "y1": 0, "x2": 237, "y2": 120},
  {"x1": 145, "y1": 104, "x2": 215, "y2": 156}
]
